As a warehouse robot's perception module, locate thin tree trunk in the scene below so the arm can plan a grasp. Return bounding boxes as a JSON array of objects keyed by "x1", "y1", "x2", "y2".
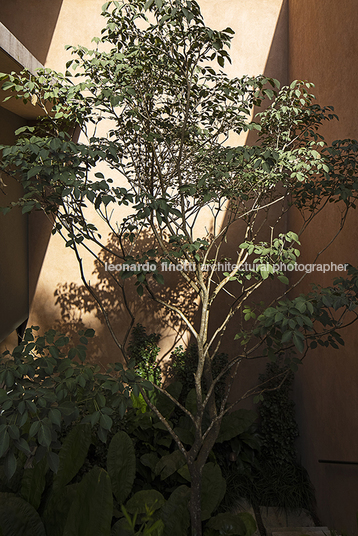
[{"x1": 189, "y1": 462, "x2": 203, "y2": 536}]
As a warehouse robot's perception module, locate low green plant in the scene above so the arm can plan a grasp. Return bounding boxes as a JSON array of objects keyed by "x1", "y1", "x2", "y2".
[
  {"x1": 0, "y1": 325, "x2": 141, "y2": 479},
  {"x1": 0, "y1": 327, "x2": 257, "y2": 536},
  {"x1": 258, "y1": 361, "x2": 298, "y2": 464},
  {"x1": 119, "y1": 504, "x2": 165, "y2": 535},
  {"x1": 0, "y1": 413, "x2": 257, "y2": 536},
  {"x1": 128, "y1": 324, "x2": 162, "y2": 386},
  {"x1": 170, "y1": 345, "x2": 229, "y2": 407},
  {"x1": 230, "y1": 361, "x2": 315, "y2": 511}
]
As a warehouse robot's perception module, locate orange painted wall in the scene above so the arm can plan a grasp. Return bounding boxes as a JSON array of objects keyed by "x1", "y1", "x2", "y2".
[{"x1": 289, "y1": 1, "x2": 358, "y2": 533}]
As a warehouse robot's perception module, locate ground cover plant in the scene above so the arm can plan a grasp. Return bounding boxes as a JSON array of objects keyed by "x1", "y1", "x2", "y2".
[
  {"x1": 1, "y1": 0, "x2": 358, "y2": 534},
  {"x1": 0, "y1": 326, "x2": 258, "y2": 536},
  {"x1": 223, "y1": 361, "x2": 316, "y2": 514}
]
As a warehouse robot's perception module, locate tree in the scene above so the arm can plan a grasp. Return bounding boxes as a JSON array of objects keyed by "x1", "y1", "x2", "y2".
[{"x1": 1, "y1": 1, "x2": 358, "y2": 534}]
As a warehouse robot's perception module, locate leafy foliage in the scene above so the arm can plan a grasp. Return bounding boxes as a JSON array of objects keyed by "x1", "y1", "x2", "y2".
[
  {"x1": 0, "y1": 326, "x2": 140, "y2": 480},
  {"x1": 0, "y1": 348, "x2": 257, "y2": 536},
  {"x1": 258, "y1": 362, "x2": 298, "y2": 464},
  {"x1": 128, "y1": 324, "x2": 162, "y2": 386},
  {"x1": 170, "y1": 345, "x2": 228, "y2": 406},
  {"x1": 226, "y1": 362, "x2": 315, "y2": 511}
]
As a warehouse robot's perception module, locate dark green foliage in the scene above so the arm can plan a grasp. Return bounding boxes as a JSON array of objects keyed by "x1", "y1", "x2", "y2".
[
  {"x1": 53, "y1": 424, "x2": 92, "y2": 491},
  {"x1": 0, "y1": 390, "x2": 256, "y2": 536},
  {"x1": 107, "y1": 431, "x2": 136, "y2": 504},
  {"x1": 0, "y1": 322, "x2": 258, "y2": 534},
  {"x1": 230, "y1": 462, "x2": 315, "y2": 511},
  {"x1": 63, "y1": 467, "x2": 113, "y2": 536},
  {"x1": 227, "y1": 362, "x2": 315, "y2": 511},
  {"x1": 258, "y1": 362, "x2": 298, "y2": 464},
  {"x1": 127, "y1": 324, "x2": 161, "y2": 386},
  {"x1": 214, "y1": 422, "x2": 261, "y2": 507},
  {"x1": 0, "y1": 492, "x2": 46, "y2": 536},
  {"x1": 0, "y1": 325, "x2": 146, "y2": 484},
  {"x1": 170, "y1": 344, "x2": 228, "y2": 406}
]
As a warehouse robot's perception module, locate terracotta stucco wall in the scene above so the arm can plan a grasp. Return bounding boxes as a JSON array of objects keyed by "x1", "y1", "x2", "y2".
[{"x1": 289, "y1": 1, "x2": 358, "y2": 533}]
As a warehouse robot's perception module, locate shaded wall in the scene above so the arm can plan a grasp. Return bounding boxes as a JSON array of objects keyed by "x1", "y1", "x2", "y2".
[
  {"x1": 0, "y1": 4, "x2": 55, "y2": 348},
  {"x1": 0, "y1": 0, "x2": 63, "y2": 65},
  {"x1": 0, "y1": 107, "x2": 28, "y2": 343},
  {"x1": 289, "y1": 1, "x2": 358, "y2": 534}
]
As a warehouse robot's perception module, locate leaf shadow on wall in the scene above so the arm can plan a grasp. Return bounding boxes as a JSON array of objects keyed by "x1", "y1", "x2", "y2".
[{"x1": 53, "y1": 231, "x2": 198, "y2": 368}]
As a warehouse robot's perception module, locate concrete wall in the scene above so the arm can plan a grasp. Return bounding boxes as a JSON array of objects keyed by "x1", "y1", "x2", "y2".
[{"x1": 289, "y1": 1, "x2": 358, "y2": 534}]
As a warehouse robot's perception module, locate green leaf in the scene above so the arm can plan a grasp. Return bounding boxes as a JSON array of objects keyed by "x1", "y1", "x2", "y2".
[
  {"x1": 29, "y1": 421, "x2": 40, "y2": 438},
  {"x1": 155, "y1": 450, "x2": 186, "y2": 480},
  {"x1": 140, "y1": 452, "x2": 159, "y2": 472},
  {"x1": 42, "y1": 485, "x2": 77, "y2": 536},
  {"x1": 201, "y1": 463, "x2": 226, "y2": 521},
  {"x1": 53, "y1": 424, "x2": 92, "y2": 490},
  {"x1": 84, "y1": 328, "x2": 95, "y2": 338},
  {"x1": 107, "y1": 431, "x2": 136, "y2": 504},
  {"x1": 260, "y1": 267, "x2": 270, "y2": 280},
  {"x1": 110, "y1": 517, "x2": 134, "y2": 536},
  {"x1": 278, "y1": 275, "x2": 289, "y2": 285},
  {"x1": 47, "y1": 451, "x2": 60, "y2": 473},
  {"x1": 281, "y1": 330, "x2": 292, "y2": 344},
  {"x1": 0, "y1": 431, "x2": 9, "y2": 457},
  {"x1": 0, "y1": 493, "x2": 46, "y2": 536},
  {"x1": 293, "y1": 332, "x2": 305, "y2": 352},
  {"x1": 49, "y1": 345, "x2": 60, "y2": 359},
  {"x1": 184, "y1": 388, "x2": 198, "y2": 416},
  {"x1": 172, "y1": 427, "x2": 194, "y2": 446},
  {"x1": 237, "y1": 512, "x2": 257, "y2": 536},
  {"x1": 295, "y1": 301, "x2": 306, "y2": 313},
  {"x1": 4, "y1": 451, "x2": 17, "y2": 480},
  {"x1": 100, "y1": 413, "x2": 113, "y2": 430},
  {"x1": 140, "y1": 379, "x2": 154, "y2": 391},
  {"x1": 63, "y1": 467, "x2": 113, "y2": 536},
  {"x1": 38, "y1": 424, "x2": 52, "y2": 448},
  {"x1": 21, "y1": 457, "x2": 47, "y2": 510},
  {"x1": 125, "y1": 490, "x2": 165, "y2": 515},
  {"x1": 216, "y1": 410, "x2": 257, "y2": 443},
  {"x1": 206, "y1": 512, "x2": 248, "y2": 536},
  {"x1": 22, "y1": 204, "x2": 34, "y2": 214},
  {"x1": 160, "y1": 485, "x2": 190, "y2": 536},
  {"x1": 144, "y1": 0, "x2": 155, "y2": 7},
  {"x1": 49, "y1": 408, "x2": 61, "y2": 427}
]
